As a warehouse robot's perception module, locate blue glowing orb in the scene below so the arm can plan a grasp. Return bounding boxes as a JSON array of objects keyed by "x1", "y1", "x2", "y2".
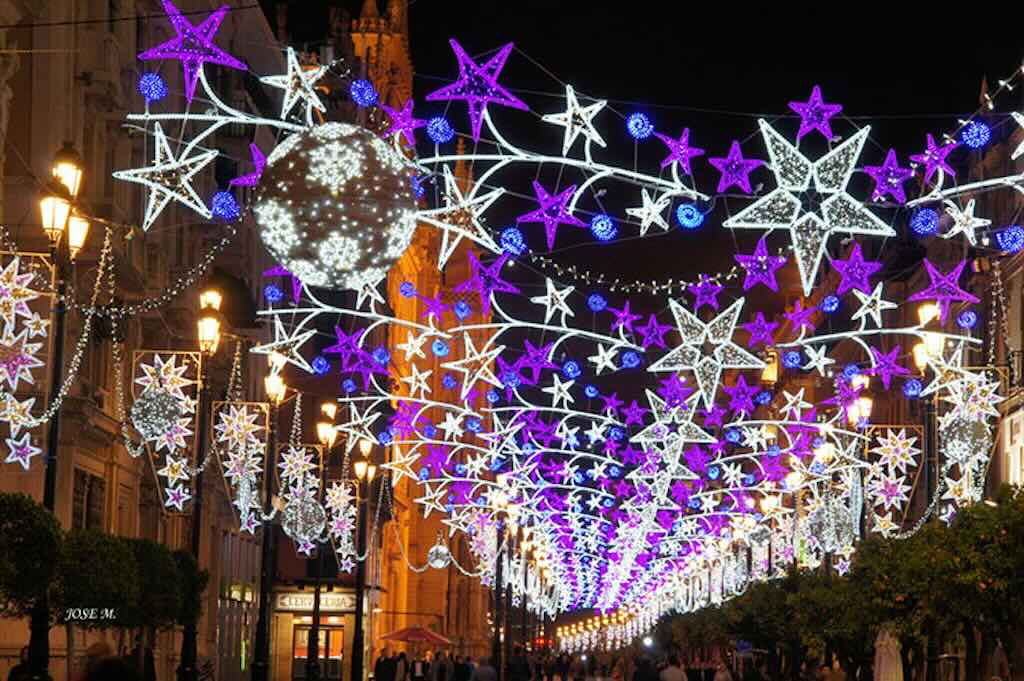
[
  {"x1": 442, "y1": 374, "x2": 457, "y2": 390},
  {"x1": 620, "y1": 351, "x2": 641, "y2": 369},
  {"x1": 432, "y1": 340, "x2": 450, "y2": 357},
  {"x1": 910, "y1": 208, "x2": 940, "y2": 236},
  {"x1": 903, "y1": 379, "x2": 922, "y2": 399},
  {"x1": 842, "y1": 363, "x2": 861, "y2": 379},
  {"x1": 562, "y1": 360, "x2": 582, "y2": 379},
  {"x1": 210, "y1": 191, "x2": 240, "y2": 221},
  {"x1": 138, "y1": 72, "x2": 168, "y2": 102},
  {"x1": 426, "y1": 116, "x2": 455, "y2": 144},
  {"x1": 501, "y1": 371, "x2": 520, "y2": 389},
  {"x1": 453, "y1": 300, "x2": 471, "y2": 320},
  {"x1": 725, "y1": 429, "x2": 741, "y2": 443},
  {"x1": 626, "y1": 112, "x2": 654, "y2": 139},
  {"x1": 587, "y1": 293, "x2": 607, "y2": 312},
  {"x1": 399, "y1": 281, "x2": 416, "y2": 298},
  {"x1": 349, "y1": 79, "x2": 378, "y2": 107},
  {"x1": 311, "y1": 355, "x2": 331, "y2": 376},
  {"x1": 754, "y1": 390, "x2": 772, "y2": 406},
  {"x1": 676, "y1": 203, "x2": 705, "y2": 230},
  {"x1": 584, "y1": 384, "x2": 599, "y2": 399},
  {"x1": 590, "y1": 213, "x2": 618, "y2": 241},
  {"x1": 486, "y1": 389, "x2": 500, "y2": 404},
  {"x1": 960, "y1": 120, "x2": 991, "y2": 149},
  {"x1": 820, "y1": 295, "x2": 840, "y2": 314},
  {"x1": 263, "y1": 284, "x2": 284, "y2": 304},
  {"x1": 707, "y1": 466, "x2": 721, "y2": 480},
  {"x1": 372, "y1": 347, "x2": 390, "y2": 365},
  {"x1": 609, "y1": 427, "x2": 625, "y2": 441},
  {"x1": 996, "y1": 225, "x2": 1024, "y2": 253},
  {"x1": 783, "y1": 350, "x2": 803, "y2": 369},
  {"x1": 410, "y1": 175, "x2": 426, "y2": 199},
  {"x1": 378, "y1": 431, "x2": 394, "y2": 446},
  {"x1": 957, "y1": 309, "x2": 978, "y2": 329},
  {"x1": 466, "y1": 418, "x2": 482, "y2": 433},
  {"x1": 500, "y1": 227, "x2": 526, "y2": 255},
  {"x1": 342, "y1": 379, "x2": 356, "y2": 394}
]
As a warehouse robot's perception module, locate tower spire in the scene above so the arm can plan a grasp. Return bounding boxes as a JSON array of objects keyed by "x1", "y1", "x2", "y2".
[{"x1": 360, "y1": 0, "x2": 379, "y2": 19}]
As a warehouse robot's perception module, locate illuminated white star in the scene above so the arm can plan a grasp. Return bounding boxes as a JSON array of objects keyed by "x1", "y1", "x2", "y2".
[
  {"x1": 397, "y1": 329, "x2": 430, "y2": 361},
  {"x1": 400, "y1": 362, "x2": 433, "y2": 398},
  {"x1": 850, "y1": 282, "x2": 897, "y2": 328},
  {"x1": 157, "y1": 455, "x2": 190, "y2": 485},
  {"x1": 530, "y1": 278, "x2": 575, "y2": 326},
  {"x1": 112, "y1": 123, "x2": 218, "y2": 232},
  {"x1": 250, "y1": 315, "x2": 316, "y2": 374},
  {"x1": 441, "y1": 333, "x2": 504, "y2": 400},
  {"x1": 419, "y1": 165, "x2": 503, "y2": 269},
  {"x1": 942, "y1": 199, "x2": 990, "y2": 247},
  {"x1": 541, "y1": 84, "x2": 607, "y2": 156},
  {"x1": 437, "y1": 412, "x2": 465, "y2": 441},
  {"x1": 4, "y1": 432, "x2": 40, "y2": 470},
  {"x1": 336, "y1": 403, "x2": 380, "y2": 455},
  {"x1": 625, "y1": 189, "x2": 672, "y2": 236},
  {"x1": 588, "y1": 344, "x2": 618, "y2": 375},
  {"x1": 542, "y1": 374, "x2": 575, "y2": 408},
  {"x1": 802, "y1": 345, "x2": 834, "y2": 376},
  {"x1": 260, "y1": 47, "x2": 328, "y2": 124},
  {"x1": 780, "y1": 388, "x2": 812, "y2": 420}
]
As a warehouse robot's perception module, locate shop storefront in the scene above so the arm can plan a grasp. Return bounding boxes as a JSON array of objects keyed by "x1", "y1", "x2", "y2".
[{"x1": 272, "y1": 590, "x2": 358, "y2": 681}]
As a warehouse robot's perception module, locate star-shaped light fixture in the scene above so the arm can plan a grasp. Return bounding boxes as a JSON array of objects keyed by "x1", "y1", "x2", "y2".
[{"x1": 541, "y1": 84, "x2": 606, "y2": 155}]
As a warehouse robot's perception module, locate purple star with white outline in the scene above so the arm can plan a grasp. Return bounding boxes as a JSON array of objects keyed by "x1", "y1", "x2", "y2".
[
  {"x1": 742, "y1": 312, "x2": 778, "y2": 348},
  {"x1": 687, "y1": 275, "x2": 723, "y2": 311},
  {"x1": 425, "y1": 39, "x2": 529, "y2": 141},
  {"x1": 864, "y1": 149, "x2": 913, "y2": 204},
  {"x1": 453, "y1": 252, "x2": 520, "y2": 316},
  {"x1": 657, "y1": 374, "x2": 694, "y2": 408},
  {"x1": 785, "y1": 299, "x2": 817, "y2": 335},
  {"x1": 870, "y1": 345, "x2": 910, "y2": 390},
  {"x1": 830, "y1": 242, "x2": 882, "y2": 295},
  {"x1": 517, "y1": 180, "x2": 588, "y2": 250},
  {"x1": 735, "y1": 237, "x2": 787, "y2": 292},
  {"x1": 910, "y1": 134, "x2": 958, "y2": 185},
  {"x1": 381, "y1": 99, "x2": 426, "y2": 146},
  {"x1": 138, "y1": 0, "x2": 248, "y2": 103},
  {"x1": 638, "y1": 314, "x2": 672, "y2": 349},
  {"x1": 908, "y1": 259, "x2": 980, "y2": 323},
  {"x1": 654, "y1": 128, "x2": 705, "y2": 173},
  {"x1": 608, "y1": 300, "x2": 642, "y2": 334},
  {"x1": 263, "y1": 264, "x2": 302, "y2": 303},
  {"x1": 230, "y1": 143, "x2": 265, "y2": 187},
  {"x1": 708, "y1": 141, "x2": 764, "y2": 194},
  {"x1": 788, "y1": 85, "x2": 842, "y2": 141}
]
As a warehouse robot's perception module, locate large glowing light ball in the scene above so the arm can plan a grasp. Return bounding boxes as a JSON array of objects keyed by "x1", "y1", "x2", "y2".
[{"x1": 254, "y1": 123, "x2": 418, "y2": 291}]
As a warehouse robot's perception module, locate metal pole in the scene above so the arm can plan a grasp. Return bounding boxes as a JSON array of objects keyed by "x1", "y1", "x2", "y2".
[
  {"x1": 179, "y1": 359, "x2": 212, "y2": 681},
  {"x1": 28, "y1": 243, "x2": 66, "y2": 681},
  {"x1": 351, "y1": 479, "x2": 369, "y2": 681},
  {"x1": 492, "y1": 520, "x2": 504, "y2": 681},
  {"x1": 252, "y1": 403, "x2": 279, "y2": 681}
]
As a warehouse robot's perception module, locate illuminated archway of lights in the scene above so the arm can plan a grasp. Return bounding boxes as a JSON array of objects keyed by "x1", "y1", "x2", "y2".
[{"x1": 113, "y1": 3, "x2": 1011, "y2": 647}]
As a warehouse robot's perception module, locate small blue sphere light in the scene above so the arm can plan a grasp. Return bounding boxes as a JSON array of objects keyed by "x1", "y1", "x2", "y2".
[
  {"x1": 960, "y1": 120, "x2": 991, "y2": 149},
  {"x1": 626, "y1": 112, "x2": 654, "y2": 139},
  {"x1": 587, "y1": 293, "x2": 607, "y2": 312},
  {"x1": 210, "y1": 191, "x2": 240, "y2": 221},
  {"x1": 996, "y1": 225, "x2": 1024, "y2": 253},
  {"x1": 820, "y1": 295, "x2": 840, "y2": 314},
  {"x1": 590, "y1": 213, "x2": 618, "y2": 241},
  {"x1": 138, "y1": 72, "x2": 168, "y2": 102},
  {"x1": 957, "y1": 309, "x2": 978, "y2": 329},
  {"x1": 903, "y1": 379, "x2": 923, "y2": 399},
  {"x1": 500, "y1": 227, "x2": 526, "y2": 255},
  {"x1": 783, "y1": 350, "x2": 803, "y2": 369},
  {"x1": 426, "y1": 116, "x2": 455, "y2": 144},
  {"x1": 676, "y1": 203, "x2": 705, "y2": 230},
  {"x1": 910, "y1": 208, "x2": 940, "y2": 236},
  {"x1": 349, "y1": 79, "x2": 378, "y2": 107}
]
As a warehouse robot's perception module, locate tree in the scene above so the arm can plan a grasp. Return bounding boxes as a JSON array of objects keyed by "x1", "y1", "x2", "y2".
[
  {"x1": 0, "y1": 492, "x2": 63, "y2": 680},
  {"x1": 125, "y1": 539, "x2": 181, "y2": 678},
  {"x1": 174, "y1": 549, "x2": 210, "y2": 681}
]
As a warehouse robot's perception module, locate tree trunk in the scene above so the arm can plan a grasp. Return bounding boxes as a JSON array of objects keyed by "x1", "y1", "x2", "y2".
[
  {"x1": 962, "y1": 622, "x2": 977, "y2": 681},
  {"x1": 998, "y1": 629, "x2": 1023, "y2": 681},
  {"x1": 979, "y1": 633, "x2": 995, "y2": 681},
  {"x1": 65, "y1": 623, "x2": 75, "y2": 681}
]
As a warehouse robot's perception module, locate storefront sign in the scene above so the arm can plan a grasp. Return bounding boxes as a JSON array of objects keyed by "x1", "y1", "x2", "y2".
[{"x1": 274, "y1": 592, "x2": 356, "y2": 613}]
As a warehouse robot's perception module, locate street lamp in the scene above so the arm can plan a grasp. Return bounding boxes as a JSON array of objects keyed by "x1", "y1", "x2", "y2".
[
  {"x1": 180, "y1": 286, "x2": 224, "y2": 681},
  {"x1": 27, "y1": 143, "x2": 85, "y2": 681},
  {"x1": 349, "y1": 455, "x2": 376, "y2": 681},
  {"x1": 264, "y1": 373, "x2": 287, "y2": 405}
]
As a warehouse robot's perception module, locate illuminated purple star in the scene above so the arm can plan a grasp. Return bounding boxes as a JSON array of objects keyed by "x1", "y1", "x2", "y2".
[
  {"x1": 864, "y1": 149, "x2": 913, "y2": 204},
  {"x1": 708, "y1": 141, "x2": 764, "y2": 194},
  {"x1": 910, "y1": 134, "x2": 958, "y2": 184},
  {"x1": 621, "y1": 400, "x2": 648, "y2": 426},
  {"x1": 418, "y1": 292, "x2": 449, "y2": 321},
  {"x1": 263, "y1": 264, "x2": 302, "y2": 303},
  {"x1": 323, "y1": 326, "x2": 367, "y2": 370},
  {"x1": 230, "y1": 144, "x2": 265, "y2": 187},
  {"x1": 723, "y1": 375, "x2": 759, "y2": 417},
  {"x1": 735, "y1": 238, "x2": 787, "y2": 292},
  {"x1": 870, "y1": 345, "x2": 910, "y2": 390},
  {"x1": 453, "y1": 253, "x2": 520, "y2": 315},
  {"x1": 908, "y1": 259, "x2": 980, "y2": 323},
  {"x1": 348, "y1": 350, "x2": 388, "y2": 390},
  {"x1": 654, "y1": 128, "x2": 705, "y2": 173},
  {"x1": 138, "y1": 1, "x2": 248, "y2": 103},
  {"x1": 830, "y1": 242, "x2": 882, "y2": 295},
  {"x1": 381, "y1": 99, "x2": 426, "y2": 146},
  {"x1": 742, "y1": 312, "x2": 777, "y2": 348},
  {"x1": 517, "y1": 181, "x2": 587, "y2": 250},
  {"x1": 638, "y1": 314, "x2": 672, "y2": 349},
  {"x1": 165, "y1": 485, "x2": 191, "y2": 511},
  {"x1": 608, "y1": 300, "x2": 642, "y2": 334},
  {"x1": 699, "y1": 403, "x2": 727, "y2": 428},
  {"x1": 687, "y1": 274, "x2": 723, "y2": 311},
  {"x1": 520, "y1": 340, "x2": 558, "y2": 384},
  {"x1": 788, "y1": 85, "x2": 842, "y2": 141},
  {"x1": 657, "y1": 374, "x2": 694, "y2": 408},
  {"x1": 785, "y1": 299, "x2": 817, "y2": 335},
  {"x1": 601, "y1": 392, "x2": 624, "y2": 417},
  {"x1": 425, "y1": 39, "x2": 528, "y2": 141},
  {"x1": 296, "y1": 540, "x2": 316, "y2": 556}
]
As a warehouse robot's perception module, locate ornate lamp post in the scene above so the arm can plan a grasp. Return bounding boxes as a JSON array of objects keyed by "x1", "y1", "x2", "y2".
[
  {"x1": 350, "y1": 442, "x2": 376, "y2": 681},
  {"x1": 178, "y1": 287, "x2": 223, "y2": 681},
  {"x1": 28, "y1": 143, "x2": 86, "y2": 681}
]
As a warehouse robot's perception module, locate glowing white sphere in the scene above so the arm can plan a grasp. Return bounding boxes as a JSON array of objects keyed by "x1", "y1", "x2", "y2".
[
  {"x1": 254, "y1": 122, "x2": 417, "y2": 290},
  {"x1": 427, "y1": 540, "x2": 452, "y2": 569},
  {"x1": 281, "y1": 495, "x2": 327, "y2": 543},
  {"x1": 131, "y1": 389, "x2": 183, "y2": 442}
]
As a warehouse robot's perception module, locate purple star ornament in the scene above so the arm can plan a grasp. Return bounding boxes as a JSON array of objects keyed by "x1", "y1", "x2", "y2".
[
  {"x1": 608, "y1": 300, "x2": 643, "y2": 334},
  {"x1": 864, "y1": 149, "x2": 913, "y2": 204},
  {"x1": 230, "y1": 144, "x2": 265, "y2": 187},
  {"x1": 870, "y1": 345, "x2": 910, "y2": 390},
  {"x1": 654, "y1": 128, "x2": 705, "y2": 173},
  {"x1": 742, "y1": 312, "x2": 778, "y2": 348},
  {"x1": 735, "y1": 238, "x2": 787, "y2": 292},
  {"x1": 425, "y1": 40, "x2": 528, "y2": 141},
  {"x1": 381, "y1": 99, "x2": 427, "y2": 146},
  {"x1": 517, "y1": 181, "x2": 588, "y2": 250},
  {"x1": 138, "y1": 1, "x2": 248, "y2": 103},
  {"x1": 908, "y1": 259, "x2": 980, "y2": 323},
  {"x1": 454, "y1": 253, "x2": 520, "y2": 315},
  {"x1": 687, "y1": 274, "x2": 723, "y2": 311},
  {"x1": 263, "y1": 265, "x2": 302, "y2": 303},
  {"x1": 910, "y1": 134, "x2": 957, "y2": 185},
  {"x1": 788, "y1": 86, "x2": 842, "y2": 141},
  {"x1": 829, "y1": 242, "x2": 882, "y2": 295},
  {"x1": 709, "y1": 141, "x2": 764, "y2": 194}
]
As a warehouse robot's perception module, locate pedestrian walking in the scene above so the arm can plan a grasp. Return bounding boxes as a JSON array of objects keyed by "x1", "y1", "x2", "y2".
[{"x1": 471, "y1": 657, "x2": 498, "y2": 681}]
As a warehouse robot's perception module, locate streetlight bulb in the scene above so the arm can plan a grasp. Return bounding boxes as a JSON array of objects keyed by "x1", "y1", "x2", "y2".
[
  {"x1": 316, "y1": 420, "x2": 337, "y2": 448},
  {"x1": 264, "y1": 373, "x2": 286, "y2": 404},
  {"x1": 642, "y1": 636, "x2": 653, "y2": 648},
  {"x1": 66, "y1": 214, "x2": 90, "y2": 260},
  {"x1": 199, "y1": 288, "x2": 223, "y2": 311},
  {"x1": 917, "y1": 302, "x2": 940, "y2": 326},
  {"x1": 52, "y1": 141, "x2": 84, "y2": 198},
  {"x1": 760, "y1": 494, "x2": 779, "y2": 513},
  {"x1": 924, "y1": 331, "x2": 944, "y2": 358},
  {"x1": 197, "y1": 310, "x2": 221, "y2": 355},
  {"x1": 359, "y1": 438, "x2": 373, "y2": 457},
  {"x1": 320, "y1": 402, "x2": 338, "y2": 420},
  {"x1": 913, "y1": 342, "x2": 929, "y2": 372},
  {"x1": 354, "y1": 458, "x2": 369, "y2": 481},
  {"x1": 367, "y1": 463, "x2": 377, "y2": 482},
  {"x1": 39, "y1": 191, "x2": 70, "y2": 243}
]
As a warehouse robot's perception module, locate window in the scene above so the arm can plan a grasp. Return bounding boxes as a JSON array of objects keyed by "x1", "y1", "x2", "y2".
[{"x1": 72, "y1": 469, "x2": 106, "y2": 530}]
